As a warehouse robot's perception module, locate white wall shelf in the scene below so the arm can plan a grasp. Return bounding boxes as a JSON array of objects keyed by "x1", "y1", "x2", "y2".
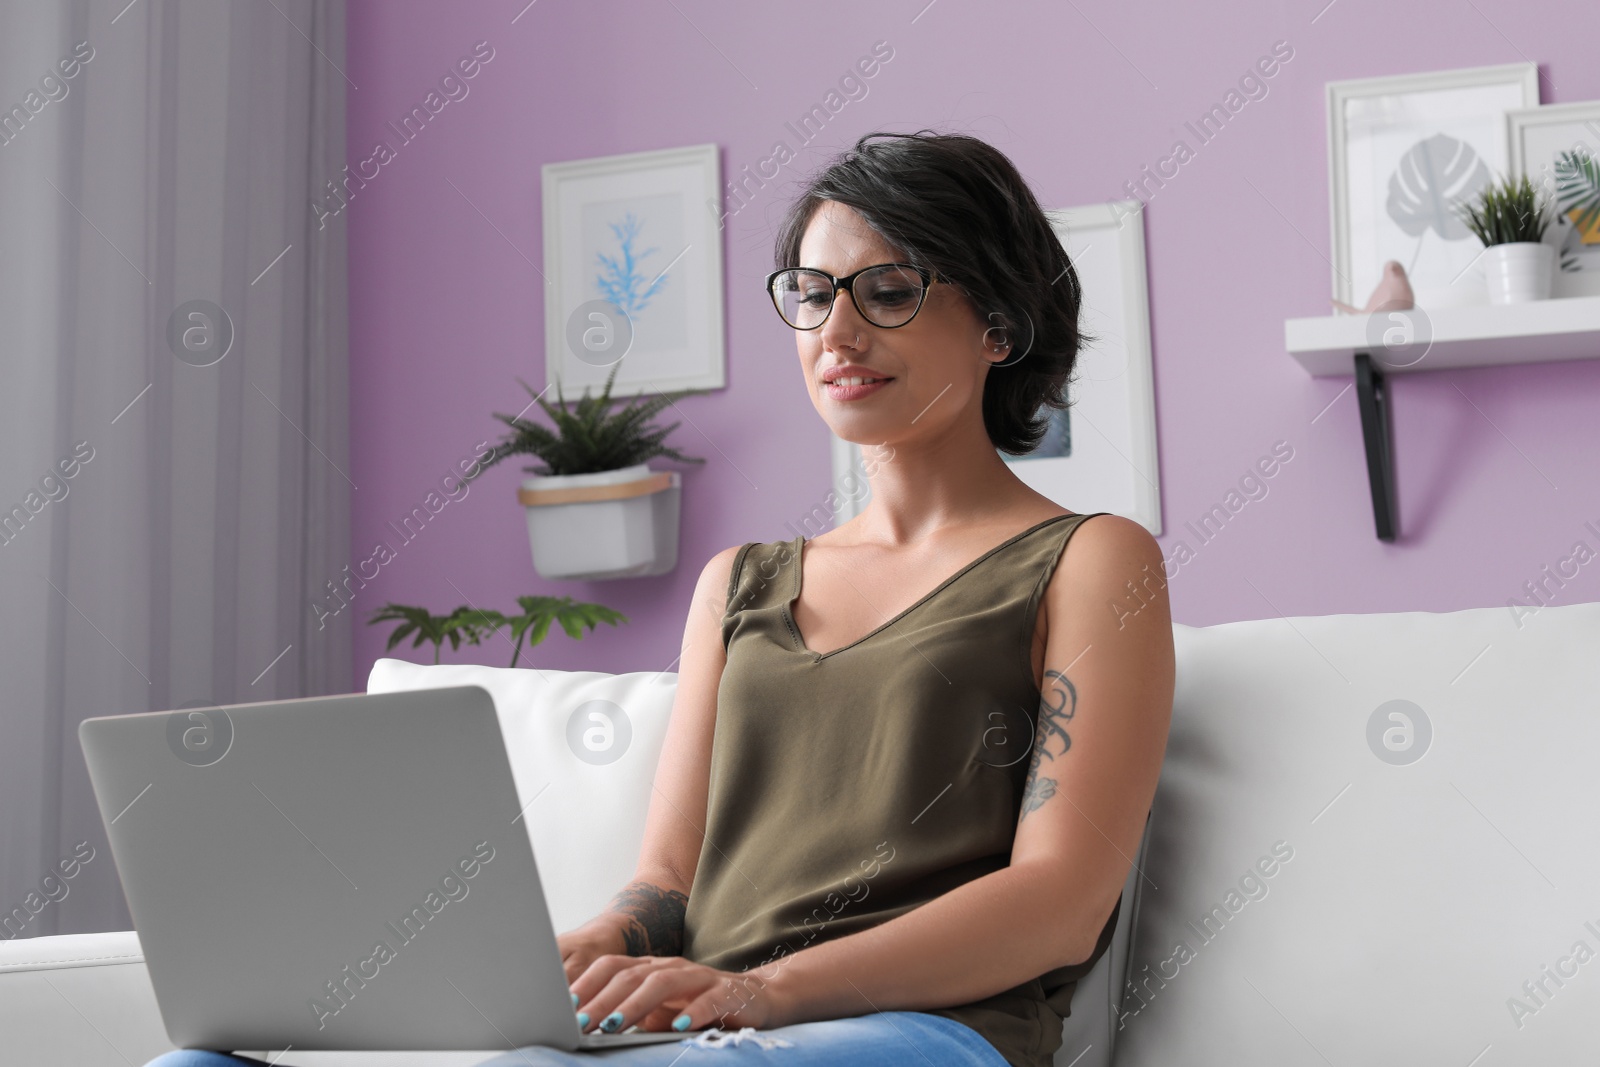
[
  {"x1": 1283, "y1": 295, "x2": 1600, "y2": 542},
  {"x1": 1285, "y1": 294, "x2": 1600, "y2": 377}
]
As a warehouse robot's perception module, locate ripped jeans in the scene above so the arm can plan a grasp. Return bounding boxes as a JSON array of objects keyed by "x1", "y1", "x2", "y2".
[{"x1": 142, "y1": 1010, "x2": 1010, "y2": 1066}]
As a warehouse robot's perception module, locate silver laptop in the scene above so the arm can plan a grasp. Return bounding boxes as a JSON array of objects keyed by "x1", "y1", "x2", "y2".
[{"x1": 80, "y1": 686, "x2": 686, "y2": 1053}]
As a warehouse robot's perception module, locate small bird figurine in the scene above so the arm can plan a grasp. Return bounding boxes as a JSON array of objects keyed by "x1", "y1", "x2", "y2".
[{"x1": 1332, "y1": 260, "x2": 1414, "y2": 314}]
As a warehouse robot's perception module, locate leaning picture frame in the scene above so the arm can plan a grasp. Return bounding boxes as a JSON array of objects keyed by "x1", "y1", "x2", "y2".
[
  {"x1": 541, "y1": 143, "x2": 726, "y2": 397},
  {"x1": 1506, "y1": 100, "x2": 1600, "y2": 299},
  {"x1": 1326, "y1": 62, "x2": 1539, "y2": 310},
  {"x1": 828, "y1": 199, "x2": 1162, "y2": 536}
]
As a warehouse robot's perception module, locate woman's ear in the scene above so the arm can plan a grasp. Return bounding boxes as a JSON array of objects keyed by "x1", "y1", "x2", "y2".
[{"x1": 981, "y1": 317, "x2": 1011, "y2": 362}]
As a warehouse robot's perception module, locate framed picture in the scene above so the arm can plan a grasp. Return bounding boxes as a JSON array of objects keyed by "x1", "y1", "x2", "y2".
[
  {"x1": 1327, "y1": 62, "x2": 1539, "y2": 310},
  {"x1": 829, "y1": 199, "x2": 1162, "y2": 535},
  {"x1": 542, "y1": 143, "x2": 725, "y2": 397},
  {"x1": 1506, "y1": 100, "x2": 1600, "y2": 298}
]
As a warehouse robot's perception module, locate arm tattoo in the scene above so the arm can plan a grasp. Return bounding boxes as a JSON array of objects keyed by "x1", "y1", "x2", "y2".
[
  {"x1": 607, "y1": 880, "x2": 689, "y2": 956},
  {"x1": 1020, "y1": 668, "x2": 1077, "y2": 821}
]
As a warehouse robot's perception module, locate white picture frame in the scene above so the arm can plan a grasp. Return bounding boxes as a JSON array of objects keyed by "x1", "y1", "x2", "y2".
[
  {"x1": 829, "y1": 199, "x2": 1162, "y2": 535},
  {"x1": 1327, "y1": 62, "x2": 1539, "y2": 310},
  {"x1": 1506, "y1": 100, "x2": 1600, "y2": 299},
  {"x1": 542, "y1": 143, "x2": 725, "y2": 397}
]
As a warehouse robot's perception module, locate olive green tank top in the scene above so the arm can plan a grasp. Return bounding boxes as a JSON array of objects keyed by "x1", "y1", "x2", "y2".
[{"x1": 681, "y1": 512, "x2": 1121, "y2": 1067}]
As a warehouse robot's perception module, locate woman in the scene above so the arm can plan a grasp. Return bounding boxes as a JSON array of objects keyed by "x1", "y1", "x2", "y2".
[{"x1": 150, "y1": 130, "x2": 1173, "y2": 1067}]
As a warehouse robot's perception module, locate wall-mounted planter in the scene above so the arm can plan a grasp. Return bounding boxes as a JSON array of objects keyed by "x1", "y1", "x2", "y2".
[{"x1": 517, "y1": 463, "x2": 681, "y2": 580}]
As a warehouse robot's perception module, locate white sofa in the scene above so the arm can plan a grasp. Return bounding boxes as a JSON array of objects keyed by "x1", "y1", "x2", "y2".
[{"x1": 6, "y1": 600, "x2": 1598, "y2": 1066}]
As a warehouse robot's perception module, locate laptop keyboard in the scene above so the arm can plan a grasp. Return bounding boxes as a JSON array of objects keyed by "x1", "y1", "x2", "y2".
[{"x1": 577, "y1": 1028, "x2": 687, "y2": 1048}]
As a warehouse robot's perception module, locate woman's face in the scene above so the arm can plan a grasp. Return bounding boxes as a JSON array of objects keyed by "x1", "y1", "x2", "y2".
[{"x1": 791, "y1": 200, "x2": 1002, "y2": 449}]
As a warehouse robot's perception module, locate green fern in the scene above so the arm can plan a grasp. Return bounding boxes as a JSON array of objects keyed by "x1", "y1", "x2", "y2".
[{"x1": 474, "y1": 362, "x2": 708, "y2": 478}]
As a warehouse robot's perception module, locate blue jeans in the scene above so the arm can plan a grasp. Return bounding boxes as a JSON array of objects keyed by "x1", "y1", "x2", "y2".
[{"x1": 142, "y1": 1011, "x2": 1009, "y2": 1066}]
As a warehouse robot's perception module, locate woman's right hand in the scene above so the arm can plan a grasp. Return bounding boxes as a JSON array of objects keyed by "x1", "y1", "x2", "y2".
[{"x1": 558, "y1": 918, "x2": 630, "y2": 986}]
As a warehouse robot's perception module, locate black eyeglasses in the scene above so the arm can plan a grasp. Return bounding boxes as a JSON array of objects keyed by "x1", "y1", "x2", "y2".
[{"x1": 766, "y1": 263, "x2": 935, "y2": 330}]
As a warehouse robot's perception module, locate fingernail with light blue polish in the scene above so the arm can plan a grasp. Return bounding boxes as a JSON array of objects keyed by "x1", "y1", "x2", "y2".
[
  {"x1": 600, "y1": 1011, "x2": 624, "y2": 1033},
  {"x1": 576, "y1": 1012, "x2": 590, "y2": 1028},
  {"x1": 672, "y1": 1014, "x2": 691, "y2": 1031},
  {"x1": 570, "y1": 992, "x2": 579, "y2": 1007}
]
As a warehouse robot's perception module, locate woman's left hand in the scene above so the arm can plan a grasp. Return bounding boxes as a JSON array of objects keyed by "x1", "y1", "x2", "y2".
[{"x1": 570, "y1": 953, "x2": 791, "y2": 1034}]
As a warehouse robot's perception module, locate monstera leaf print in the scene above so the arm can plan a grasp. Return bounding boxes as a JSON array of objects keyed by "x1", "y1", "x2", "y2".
[
  {"x1": 1554, "y1": 149, "x2": 1600, "y2": 235},
  {"x1": 1386, "y1": 133, "x2": 1491, "y2": 243},
  {"x1": 1551, "y1": 149, "x2": 1600, "y2": 273}
]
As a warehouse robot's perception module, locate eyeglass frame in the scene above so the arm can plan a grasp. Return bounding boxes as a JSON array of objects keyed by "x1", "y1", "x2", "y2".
[{"x1": 764, "y1": 262, "x2": 938, "y2": 331}]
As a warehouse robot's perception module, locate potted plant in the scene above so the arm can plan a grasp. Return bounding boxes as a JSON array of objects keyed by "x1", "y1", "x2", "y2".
[
  {"x1": 1454, "y1": 173, "x2": 1557, "y2": 304},
  {"x1": 369, "y1": 595, "x2": 627, "y2": 667},
  {"x1": 470, "y1": 363, "x2": 706, "y2": 580}
]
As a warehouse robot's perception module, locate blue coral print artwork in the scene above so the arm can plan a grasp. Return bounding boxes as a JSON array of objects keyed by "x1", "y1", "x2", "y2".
[
  {"x1": 596, "y1": 212, "x2": 668, "y2": 317},
  {"x1": 581, "y1": 193, "x2": 690, "y2": 352}
]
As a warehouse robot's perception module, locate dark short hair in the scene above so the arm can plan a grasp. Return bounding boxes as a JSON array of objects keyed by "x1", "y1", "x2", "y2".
[{"x1": 773, "y1": 129, "x2": 1093, "y2": 455}]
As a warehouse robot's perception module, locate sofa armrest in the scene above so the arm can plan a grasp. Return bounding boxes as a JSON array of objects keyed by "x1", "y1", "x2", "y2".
[
  {"x1": 0, "y1": 930, "x2": 175, "y2": 1067},
  {"x1": 0, "y1": 932, "x2": 502, "y2": 1067}
]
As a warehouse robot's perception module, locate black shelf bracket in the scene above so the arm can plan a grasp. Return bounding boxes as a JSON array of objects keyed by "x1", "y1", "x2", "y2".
[{"x1": 1353, "y1": 352, "x2": 1397, "y2": 542}]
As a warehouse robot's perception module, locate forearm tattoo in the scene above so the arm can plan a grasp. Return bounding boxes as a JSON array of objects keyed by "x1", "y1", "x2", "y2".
[
  {"x1": 608, "y1": 880, "x2": 688, "y2": 956},
  {"x1": 1020, "y1": 668, "x2": 1077, "y2": 821}
]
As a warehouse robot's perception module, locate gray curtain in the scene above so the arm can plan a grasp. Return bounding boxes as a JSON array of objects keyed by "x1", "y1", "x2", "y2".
[{"x1": 0, "y1": 0, "x2": 350, "y2": 937}]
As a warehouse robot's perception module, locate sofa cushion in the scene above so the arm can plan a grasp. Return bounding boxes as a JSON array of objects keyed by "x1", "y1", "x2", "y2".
[
  {"x1": 1118, "y1": 601, "x2": 1600, "y2": 1066},
  {"x1": 366, "y1": 658, "x2": 678, "y2": 937}
]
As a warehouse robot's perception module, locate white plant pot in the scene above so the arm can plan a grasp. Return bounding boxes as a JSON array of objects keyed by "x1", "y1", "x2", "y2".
[
  {"x1": 1483, "y1": 242, "x2": 1554, "y2": 305},
  {"x1": 518, "y1": 463, "x2": 681, "y2": 580}
]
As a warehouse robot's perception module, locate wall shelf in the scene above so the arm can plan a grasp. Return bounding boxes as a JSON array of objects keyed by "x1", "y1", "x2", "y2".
[{"x1": 1284, "y1": 295, "x2": 1600, "y2": 542}]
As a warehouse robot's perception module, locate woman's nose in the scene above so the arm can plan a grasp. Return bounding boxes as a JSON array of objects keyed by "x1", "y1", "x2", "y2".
[{"x1": 819, "y1": 288, "x2": 868, "y2": 345}]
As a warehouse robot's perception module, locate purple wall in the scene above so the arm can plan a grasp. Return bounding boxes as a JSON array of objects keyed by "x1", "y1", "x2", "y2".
[{"x1": 342, "y1": 0, "x2": 1600, "y2": 687}]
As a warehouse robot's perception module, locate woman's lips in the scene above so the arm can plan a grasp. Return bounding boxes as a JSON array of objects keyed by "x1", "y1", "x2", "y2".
[{"x1": 824, "y1": 376, "x2": 894, "y2": 401}]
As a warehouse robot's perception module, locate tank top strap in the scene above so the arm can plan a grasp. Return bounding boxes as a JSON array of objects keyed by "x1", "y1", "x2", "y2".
[
  {"x1": 1011, "y1": 511, "x2": 1110, "y2": 624},
  {"x1": 720, "y1": 538, "x2": 800, "y2": 649}
]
